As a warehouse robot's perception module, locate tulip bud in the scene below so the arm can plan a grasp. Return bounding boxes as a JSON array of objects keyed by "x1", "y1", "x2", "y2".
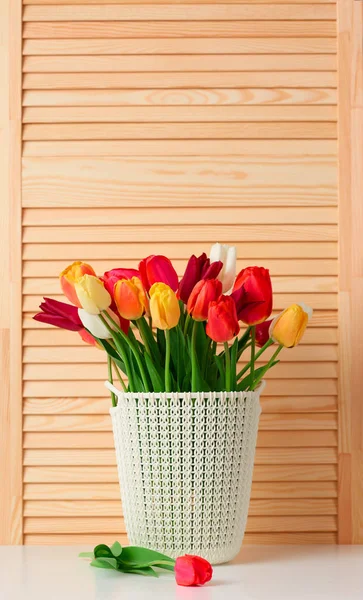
[
  {"x1": 233, "y1": 266, "x2": 272, "y2": 325},
  {"x1": 33, "y1": 297, "x2": 83, "y2": 332},
  {"x1": 255, "y1": 319, "x2": 273, "y2": 348},
  {"x1": 209, "y1": 243, "x2": 236, "y2": 293},
  {"x1": 114, "y1": 277, "x2": 149, "y2": 321},
  {"x1": 178, "y1": 253, "x2": 222, "y2": 304},
  {"x1": 206, "y1": 295, "x2": 240, "y2": 343},
  {"x1": 75, "y1": 275, "x2": 111, "y2": 315},
  {"x1": 78, "y1": 307, "x2": 120, "y2": 339},
  {"x1": 175, "y1": 555, "x2": 213, "y2": 587},
  {"x1": 149, "y1": 282, "x2": 180, "y2": 330},
  {"x1": 187, "y1": 278, "x2": 222, "y2": 321},
  {"x1": 139, "y1": 255, "x2": 179, "y2": 292},
  {"x1": 269, "y1": 302, "x2": 313, "y2": 348},
  {"x1": 78, "y1": 327, "x2": 101, "y2": 349},
  {"x1": 60, "y1": 262, "x2": 96, "y2": 307},
  {"x1": 102, "y1": 268, "x2": 140, "y2": 297}
]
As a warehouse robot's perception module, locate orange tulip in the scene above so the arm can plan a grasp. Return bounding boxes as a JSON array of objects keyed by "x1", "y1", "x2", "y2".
[
  {"x1": 114, "y1": 277, "x2": 149, "y2": 321},
  {"x1": 60, "y1": 261, "x2": 96, "y2": 307},
  {"x1": 187, "y1": 279, "x2": 222, "y2": 321}
]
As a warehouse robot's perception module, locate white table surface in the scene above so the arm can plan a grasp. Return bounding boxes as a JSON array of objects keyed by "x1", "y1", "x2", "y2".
[{"x1": 1, "y1": 545, "x2": 362, "y2": 599}]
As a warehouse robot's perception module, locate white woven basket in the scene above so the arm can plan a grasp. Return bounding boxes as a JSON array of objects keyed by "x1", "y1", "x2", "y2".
[{"x1": 109, "y1": 387, "x2": 263, "y2": 564}]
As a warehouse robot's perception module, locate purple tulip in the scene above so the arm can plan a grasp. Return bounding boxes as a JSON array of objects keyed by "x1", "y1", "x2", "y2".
[
  {"x1": 33, "y1": 297, "x2": 83, "y2": 331},
  {"x1": 178, "y1": 253, "x2": 223, "y2": 304}
]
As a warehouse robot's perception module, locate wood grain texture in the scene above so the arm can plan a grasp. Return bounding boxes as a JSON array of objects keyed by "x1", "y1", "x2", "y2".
[
  {"x1": 22, "y1": 21, "x2": 336, "y2": 39},
  {"x1": 338, "y1": 0, "x2": 363, "y2": 544},
  {"x1": 17, "y1": 0, "x2": 344, "y2": 546},
  {"x1": 23, "y1": 54, "x2": 337, "y2": 73},
  {"x1": 0, "y1": 0, "x2": 23, "y2": 545},
  {"x1": 23, "y1": 5, "x2": 337, "y2": 22},
  {"x1": 23, "y1": 38, "x2": 337, "y2": 55},
  {"x1": 22, "y1": 71, "x2": 337, "y2": 89}
]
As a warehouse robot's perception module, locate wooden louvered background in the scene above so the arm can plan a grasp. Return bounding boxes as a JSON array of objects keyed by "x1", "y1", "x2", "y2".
[{"x1": 21, "y1": 0, "x2": 339, "y2": 546}]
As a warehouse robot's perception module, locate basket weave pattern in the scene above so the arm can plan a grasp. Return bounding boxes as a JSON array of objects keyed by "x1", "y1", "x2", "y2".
[{"x1": 110, "y1": 391, "x2": 261, "y2": 564}]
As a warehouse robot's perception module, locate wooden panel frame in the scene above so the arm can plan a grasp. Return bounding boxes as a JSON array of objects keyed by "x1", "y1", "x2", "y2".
[
  {"x1": 338, "y1": 0, "x2": 363, "y2": 544},
  {"x1": 0, "y1": 0, "x2": 23, "y2": 544}
]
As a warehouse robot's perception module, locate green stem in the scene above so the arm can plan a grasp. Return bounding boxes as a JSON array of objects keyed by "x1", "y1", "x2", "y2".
[
  {"x1": 102, "y1": 311, "x2": 150, "y2": 392},
  {"x1": 184, "y1": 313, "x2": 191, "y2": 336},
  {"x1": 224, "y1": 341, "x2": 231, "y2": 392},
  {"x1": 251, "y1": 344, "x2": 283, "y2": 391},
  {"x1": 112, "y1": 360, "x2": 127, "y2": 393},
  {"x1": 99, "y1": 313, "x2": 135, "y2": 392},
  {"x1": 236, "y1": 338, "x2": 274, "y2": 381},
  {"x1": 191, "y1": 320, "x2": 198, "y2": 393},
  {"x1": 107, "y1": 354, "x2": 117, "y2": 407},
  {"x1": 250, "y1": 325, "x2": 256, "y2": 390},
  {"x1": 136, "y1": 316, "x2": 152, "y2": 356},
  {"x1": 165, "y1": 329, "x2": 171, "y2": 393}
]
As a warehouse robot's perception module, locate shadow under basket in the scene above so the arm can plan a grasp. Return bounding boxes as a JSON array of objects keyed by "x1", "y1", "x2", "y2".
[{"x1": 109, "y1": 388, "x2": 263, "y2": 565}]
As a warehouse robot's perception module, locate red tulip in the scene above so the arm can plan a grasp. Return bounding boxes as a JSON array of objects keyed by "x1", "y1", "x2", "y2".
[
  {"x1": 33, "y1": 297, "x2": 83, "y2": 331},
  {"x1": 233, "y1": 266, "x2": 272, "y2": 325},
  {"x1": 255, "y1": 319, "x2": 273, "y2": 347},
  {"x1": 102, "y1": 268, "x2": 140, "y2": 297},
  {"x1": 206, "y1": 295, "x2": 240, "y2": 343},
  {"x1": 187, "y1": 278, "x2": 222, "y2": 321},
  {"x1": 178, "y1": 253, "x2": 223, "y2": 304},
  {"x1": 174, "y1": 555, "x2": 213, "y2": 587},
  {"x1": 139, "y1": 255, "x2": 179, "y2": 292}
]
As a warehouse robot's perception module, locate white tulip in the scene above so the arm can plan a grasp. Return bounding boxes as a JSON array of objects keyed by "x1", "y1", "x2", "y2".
[
  {"x1": 78, "y1": 308, "x2": 120, "y2": 339},
  {"x1": 209, "y1": 243, "x2": 237, "y2": 293}
]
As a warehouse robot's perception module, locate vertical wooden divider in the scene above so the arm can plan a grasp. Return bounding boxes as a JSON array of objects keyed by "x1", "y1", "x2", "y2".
[
  {"x1": 338, "y1": 0, "x2": 363, "y2": 544},
  {"x1": 0, "y1": 0, "x2": 23, "y2": 544}
]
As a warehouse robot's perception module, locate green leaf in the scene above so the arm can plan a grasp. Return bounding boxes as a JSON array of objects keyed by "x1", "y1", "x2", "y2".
[
  {"x1": 144, "y1": 352, "x2": 164, "y2": 393},
  {"x1": 230, "y1": 337, "x2": 238, "y2": 391},
  {"x1": 214, "y1": 354, "x2": 225, "y2": 391},
  {"x1": 136, "y1": 316, "x2": 162, "y2": 366},
  {"x1": 121, "y1": 566, "x2": 159, "y2": 578},
  {"x1": 90, "y1": 558, "x2": 118, "y2": 570},
  {"x1": 94, "y1": 544, "x2": 114, "y2": 559},
  {"x1": 237, "y1": 361, "x2": 279, "y2": 391},
  {"x1": 156, "y1": 328, "x2": 166, "y2": 361},
  {"x1": 110, "y1": 541, "x2": 123, "y2": 558},
  {"x1": 119, "y1": 546, "x2": 175, "y2": 566}
]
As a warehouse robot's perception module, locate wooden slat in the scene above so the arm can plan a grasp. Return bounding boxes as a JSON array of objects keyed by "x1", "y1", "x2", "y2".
[
  {"x1": 23, "y1": 514, "x2": 337, "y2": 533},
  {"x1": 23, "y1": 259, "x2": 339, "y2": 278},
  {"x1": 22, "y1": 207, "x2": 338, "y2": 226},
  {"x1": 22, "y1": 5, "x2": 337, "y2": 22},
  {"x1": 22, "y1": 139, "x2": 338, "y2": 157},
  {"x1": 22, "y1": 0, "x2": 338, "y2": 5},
  {"x1": 22, "y1": 54, "x2": 338, "y2": 73},
  {"x1": 22, "y1": 241, "x2": 338, "y2": 260},
  {"x1": 22, "y1": 224, "x2": 338, "y2": 243},
  {"x1": 23, "y1": 326, "x2": 338, "y2": 346},
  {"x1": 23, "y1": 464, "x2": 338, "y2": 483},
  {"x1": 22, "y1": 362, "x2": 338, "y2": 381},
  {"x1": 23, "y1": 105, "x2": 338, "y2": 124},
  {"x1": 22, "y1": 21, "x2": 336, "y2": 39},
  {"x1": 23, "y1": 430, "x2": 338, "y2": 448},
  {"x1": 23, "y1": 532, "x2": 337, "y2": 546},
  {"x1": 22, "y1": 411, "x2": 338, "y2": 431},
  {"x1": 22, "y1": 396, "x2": 338, "y2": 416},
  {"x1": 23, "y1": 38, "x2": 337, "y2": 56},
  {"x1": 22, "y1": 447, "x2": 338, "y2": 466},
  {"x1": 22, "y1": 344, "x2": 338, "y2": 364},
  {"x1": 23, "y1": 498, "x2": 337, "y2": 517},
  {"x1": 22, "y1": 122, "x2": 338, "y2": 142},
  {"x1": 23, "y1": 481, "x2": 338, "y2": 501},
  {"x1": 21, "y1": 155, "x2": 337, "y2": 208},
  {"x1": 22, "y1": 72, "x2": 337, "y2": 90}
]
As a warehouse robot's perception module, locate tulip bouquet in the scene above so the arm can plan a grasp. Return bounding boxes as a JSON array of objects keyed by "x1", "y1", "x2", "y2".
[{"x1": 34, "y1": 244, "x2": 312, "y2": 405}]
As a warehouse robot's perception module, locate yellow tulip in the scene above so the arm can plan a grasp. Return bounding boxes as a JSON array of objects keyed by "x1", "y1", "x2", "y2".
[
  {"x1": 75, "y1": 274, "x2": 111, "y2": 315},
  {"x1": 149, "y1": 282, "x2": 180, "y2": 330},
  {"x1": 269, "y1": 302, "x2": 312, "y2": 348}
]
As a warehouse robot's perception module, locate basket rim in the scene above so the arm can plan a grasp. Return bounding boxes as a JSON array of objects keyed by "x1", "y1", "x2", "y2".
[{"x1": 108, "y1": 382, "x2": 265, "y2": 414}]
